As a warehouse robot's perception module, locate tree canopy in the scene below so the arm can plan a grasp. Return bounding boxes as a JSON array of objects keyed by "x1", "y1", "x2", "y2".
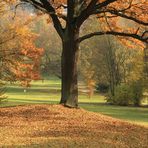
[{"x1": 15, "y1": 0, "x2": 148, "y2": 44}]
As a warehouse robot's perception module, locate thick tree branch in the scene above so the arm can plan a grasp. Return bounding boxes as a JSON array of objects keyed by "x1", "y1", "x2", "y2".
[
  {"x1": 76, "y1": 0, "x2": 99, "y2": 28},
  {"x1": 21, "y1": 0, "x2": 64, "y2": 38},
  {"x1": 78, "y1": 31, "x2": 148, "y2": 43},
  {"x1": 67, "y1": 0, "x2": 74, "y2": 22},
  {"x1": 76, "y1": 0, "x2": 117, "y2": 28},
  {"x1": 95, "y1": 10, "x2": 148, "y2": 26},
  {"x1": 40, "y1": 0, "x2": 64, "y2": 38}
]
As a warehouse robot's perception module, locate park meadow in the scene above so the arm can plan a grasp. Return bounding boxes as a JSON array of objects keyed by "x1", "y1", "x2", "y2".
[{"x1": 0, "y1": 0, "x2": 148, "y2": 147}]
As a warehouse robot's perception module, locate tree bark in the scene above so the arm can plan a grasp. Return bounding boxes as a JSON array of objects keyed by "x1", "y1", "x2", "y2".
[{"x1": 60, "y1": 28, "x2": 79, "y2": 108}]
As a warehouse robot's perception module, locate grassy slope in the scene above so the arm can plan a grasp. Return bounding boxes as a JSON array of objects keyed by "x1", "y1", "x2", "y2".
[{"x1": 0, "y1": 79, "x2": 148, "y2": 127}]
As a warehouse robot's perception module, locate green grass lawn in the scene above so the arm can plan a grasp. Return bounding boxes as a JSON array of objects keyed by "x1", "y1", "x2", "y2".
[
  {"x1": 80, "y1": 103, "x2": 148, "y2": 126},
  {"x1": 0, "y1": 78, "x2": 148, "y2": 127}
]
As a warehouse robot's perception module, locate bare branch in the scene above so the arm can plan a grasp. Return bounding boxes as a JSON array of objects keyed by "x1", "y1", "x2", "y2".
[{"x1": 22, "y1": 0, "x2": 46, "y2": 11}]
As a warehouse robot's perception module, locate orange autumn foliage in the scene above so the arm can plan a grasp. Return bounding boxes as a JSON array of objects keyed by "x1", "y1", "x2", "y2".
[
  {"x1": 14, "y1": 27, "x2": 44, "y2": 87},
  {"x1": 0, "y1": 1, "x2": 44, "y2": 87}
]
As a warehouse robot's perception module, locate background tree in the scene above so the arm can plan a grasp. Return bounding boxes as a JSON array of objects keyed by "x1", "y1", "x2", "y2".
[
  {"x1": 33, "y1": 16, "x2": 62, "y2": 78},
  {"x1": 0, "y1": 1, "x2": 43, "y2": 86},
  {"x1": 79, "y1": 17, "x2": 144, "y2": 105}
]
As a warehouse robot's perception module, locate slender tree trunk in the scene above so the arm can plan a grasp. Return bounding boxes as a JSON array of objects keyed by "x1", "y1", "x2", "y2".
[
  {"x1": 144, "y1": 44, "x2": 148, "y2": 77},
  {"x1": 60, "y1": 28, "x2": 79, "y2": 108}
]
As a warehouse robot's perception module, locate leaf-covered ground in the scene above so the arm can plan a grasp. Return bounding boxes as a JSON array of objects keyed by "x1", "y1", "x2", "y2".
[{"x1": 0, "y1": 105, "x2": 147, "y2": 148}]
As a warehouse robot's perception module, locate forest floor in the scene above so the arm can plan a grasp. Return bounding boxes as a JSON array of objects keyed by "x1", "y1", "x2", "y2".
[{"x1": 0, "y1": 104, "x2": 148, "y2": 148}]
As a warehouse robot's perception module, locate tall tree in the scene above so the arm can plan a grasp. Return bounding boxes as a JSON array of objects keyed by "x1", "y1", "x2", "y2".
[{"x1": 14, "y1": 0, "x2": 148, "y2": 107}]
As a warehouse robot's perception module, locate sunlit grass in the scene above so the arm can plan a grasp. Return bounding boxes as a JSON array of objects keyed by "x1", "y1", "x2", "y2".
[
  {"x1": 5, "y1": 79, "x2": 105, "y2": 104},
  {"x1": 80, "y1": 103, "x2": 148, "y2": 127}
]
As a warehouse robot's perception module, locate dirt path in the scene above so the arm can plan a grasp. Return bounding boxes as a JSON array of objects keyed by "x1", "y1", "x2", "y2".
[{"x1": 0, "y1": 105, "x2": 148, "y2": 148}]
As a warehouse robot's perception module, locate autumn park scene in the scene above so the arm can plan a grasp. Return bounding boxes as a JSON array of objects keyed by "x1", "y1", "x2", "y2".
[{"x1": 0, "y1": 0, "x2": 148, "y2": 147}]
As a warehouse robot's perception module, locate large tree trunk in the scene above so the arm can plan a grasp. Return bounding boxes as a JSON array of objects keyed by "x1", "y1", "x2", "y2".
[{"x1": 60, "y1": 28, "x2": 79, "y2": 108}]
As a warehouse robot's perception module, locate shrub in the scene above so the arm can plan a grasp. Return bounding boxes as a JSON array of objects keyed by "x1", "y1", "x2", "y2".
[
  {"x1": 106, "y1": 81, "x2": 143, "y2": 106},
  {"x1": 96, "y1": 83, "x2": 109, "y2": 93},
  {"x1": 107, "y1": 84, "x2": 133, "y2": 106},
  {"x1": 131, "y1": 81, "x2": 143, "y2": 106}
]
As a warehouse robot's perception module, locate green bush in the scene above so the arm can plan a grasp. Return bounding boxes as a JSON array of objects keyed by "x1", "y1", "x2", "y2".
[
  {"x1": 96, "y1": 83, "x2": 109, "y2": 93},
  {"x1": 107, "y1": 84, "x2": 132, "y2": 106},
  {"x1": 131, "y1": 81, "x2": 143, "y2": 106},
  {"x1": 107, "y1": 81, "x2": 143, "y2": 106}
]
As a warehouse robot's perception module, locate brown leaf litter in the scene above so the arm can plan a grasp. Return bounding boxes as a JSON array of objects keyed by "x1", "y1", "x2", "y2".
[{"x1": 0, "y1": 104, "x2": 147, "y2": 148}]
